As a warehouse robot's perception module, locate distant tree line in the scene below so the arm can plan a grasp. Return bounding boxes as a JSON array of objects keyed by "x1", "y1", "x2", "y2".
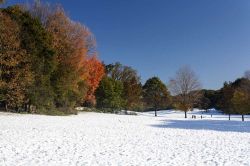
[
  {"x1": 95, "y1": 64, "x2": 250, "y2": 121},
  {"x1": 95, "y1": 64, "x2": 200, "y2": 117},
  {"x1": 198, "y1": 76, "x2": 250, "y2": 121}
]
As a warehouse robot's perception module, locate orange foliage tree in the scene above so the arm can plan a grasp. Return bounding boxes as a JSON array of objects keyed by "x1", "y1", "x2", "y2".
[
  {"x1": 45, "y1": 7, "x2": 89, "y2": 107},
  {"x1": 83, "y1": 56, "x2": 105, "y2": 105},
  {"x1": 28, "y1": 2, "x2": 104, "y2": 107}
]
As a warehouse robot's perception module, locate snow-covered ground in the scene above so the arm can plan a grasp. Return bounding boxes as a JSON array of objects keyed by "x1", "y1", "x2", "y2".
[{"x1": 0, "y1": 110, "x2": 249, "y2": 166}]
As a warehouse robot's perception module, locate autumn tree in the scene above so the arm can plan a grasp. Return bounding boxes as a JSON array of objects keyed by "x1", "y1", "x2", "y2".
[
  {"x1": 27, "y1": 1, "x2": 104, "y2": 112},
  {"x1": 106, "y1": 62, "x2": 143, "y2": 110},
  {"x1": 232, "y1": 90, "x2": 250, "y2": 121},
  {"x1": 231, "y1": 79, "x2": 250, "y2": 121},
  {"x1": 143, "y1": 77, "x2": 171, "y2": 116},
  {"x1": 28, "y1": 2, "x2": 102, "y2": 109},
  {"x1": 0, "y1": 11, "x2": 33, "y2": 110},
  {"x1": 123, "y1": 77, "x2": 143, "y2": 110},
  {"x1": 218, "y1": 78, "x2": 250, "y2": 120},
  {"x1": 2, "y1": 6, "x2": 57, "y2": 112},
  {"x1": 0, "y1": 2, "x2": 103, "y2": 114},
  {"x1": 83, "y1": 56, "x2": 105, "y2": 106},
  {"x1": 169, "y1": 66, "x2": 202, "y2": 118},
  {"x1": 44, "y1": 6, "x2": 84, "y2": 108}
]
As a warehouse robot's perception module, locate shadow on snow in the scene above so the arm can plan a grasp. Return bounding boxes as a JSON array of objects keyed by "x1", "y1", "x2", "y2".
[{"x1": 150, "y1": 119, "x2": 250, "y2": 133}]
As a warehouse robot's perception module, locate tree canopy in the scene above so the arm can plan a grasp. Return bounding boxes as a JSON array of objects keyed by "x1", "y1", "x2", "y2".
[{"x1": 143, "y1": 77, "x2": 171, "y2": 116}]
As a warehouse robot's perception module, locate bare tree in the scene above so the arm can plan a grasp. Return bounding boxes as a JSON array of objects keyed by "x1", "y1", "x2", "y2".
[
  {"x1": 244, "y1": 70, "x2": 250, "y2": 80},
  {"x1": 24, "y1": 0, "x2": 52, "y2": 26},
  {"x1": 0, "y1": 0, "x2": 5, "y2": 4},
  {"x1": 169, "y1": 66, "x2": 202, "y2": 118}
]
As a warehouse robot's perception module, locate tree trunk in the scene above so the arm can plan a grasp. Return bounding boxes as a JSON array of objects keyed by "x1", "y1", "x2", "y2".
[
  {"x1": 155, "y1": 109, "x2": 157, "y2": 117},
  {"x1": 242, "y1": 114, "x2": 244, "y2": 121},
  {"x1": 229, "y1": 114, "x2": 230, "y2": 121},
  {"x1": 28, "y1": 104, "x2": 31, "y2": 113},
  {"x1": 184, "y1": 111, "x2": 187, "y2": 118},
  {"x1": 24, "y1": 104, "x2": 27, "y2": 112},
  {"x1": 5, "y1": 103, "x2": 8, "y2": 112}
]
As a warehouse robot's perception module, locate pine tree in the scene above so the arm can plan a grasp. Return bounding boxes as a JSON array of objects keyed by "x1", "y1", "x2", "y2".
[
  {"x1": 143, "y1": 77, "x2": 170, "y2": 116},
  {"x1": 219, "y1": 82, "x2": 235, "y2": 120}
]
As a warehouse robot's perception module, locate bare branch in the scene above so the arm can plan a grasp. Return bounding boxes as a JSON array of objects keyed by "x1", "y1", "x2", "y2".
[
  {"x1": 244, "y1": 70, "x2": 250, "y2": 80},
  {"x1": 169, "y1": 66, "x2": 202, "y2": 117}
]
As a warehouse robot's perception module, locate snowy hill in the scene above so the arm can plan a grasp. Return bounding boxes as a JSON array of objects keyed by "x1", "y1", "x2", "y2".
[{"x1": 0, "y1": 110, "x2": 249, "y2": 165}]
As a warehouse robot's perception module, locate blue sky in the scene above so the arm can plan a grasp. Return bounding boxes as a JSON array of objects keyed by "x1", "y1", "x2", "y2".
[{"x1": 4, "y1": 0, "x2": 250, "y2": 89}]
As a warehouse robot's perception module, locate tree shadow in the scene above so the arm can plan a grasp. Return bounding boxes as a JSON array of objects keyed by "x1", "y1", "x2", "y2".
[
  {"x1": 150, "y1": 119, "x2": 250, "y2": 133},
  {"x1": 141, "y1": 110, "x2": 182, "y2": 117}
]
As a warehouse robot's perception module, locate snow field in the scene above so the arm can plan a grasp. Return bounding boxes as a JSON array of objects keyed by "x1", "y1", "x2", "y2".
[{"x1": 0, "y1": 110, "x2": 249, "y2": 166}]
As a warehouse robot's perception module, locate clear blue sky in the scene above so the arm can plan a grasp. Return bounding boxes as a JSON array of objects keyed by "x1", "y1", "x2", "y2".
[{"x1": 5, "y1": 0, "x2": 250, "y2": 89}]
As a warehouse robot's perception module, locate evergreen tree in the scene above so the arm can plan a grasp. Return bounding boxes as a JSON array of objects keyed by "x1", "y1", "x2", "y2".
[
  {"x1": 219, "y1": 82, "x2": 235, "y2": 120},
  {"x1": 199, "y1": 89, "x2": 221, "y2": 109},
  {"x1": 95, "y1": 77, "x2": 124, "y2": 110},
  {"x1": 196, "y1": 95, "x2": 211, "y2": 111},
  {"x1": 143, "y1": 77, "x2": 170, "y2": 116}
]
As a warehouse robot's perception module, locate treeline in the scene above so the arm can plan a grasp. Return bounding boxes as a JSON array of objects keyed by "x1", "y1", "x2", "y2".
[
  {"x1": 95, "y1": 63, "x2": 250, "y2": 121},
  {"x1": 1, "y1": 1, "x2": 250, "y2": 120},
  {"x1": 197, "y1": 75, "x2": 250, "y2": 121},
  {"x1": 95, "y1": 65, "x2": 198, "y2": 117},
  {"x1": 95, "y1": 62, "x2": 171, "y2": 114},
  {"x1": 0, "y1": 2, "x2": 105, "y2": 115}
]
